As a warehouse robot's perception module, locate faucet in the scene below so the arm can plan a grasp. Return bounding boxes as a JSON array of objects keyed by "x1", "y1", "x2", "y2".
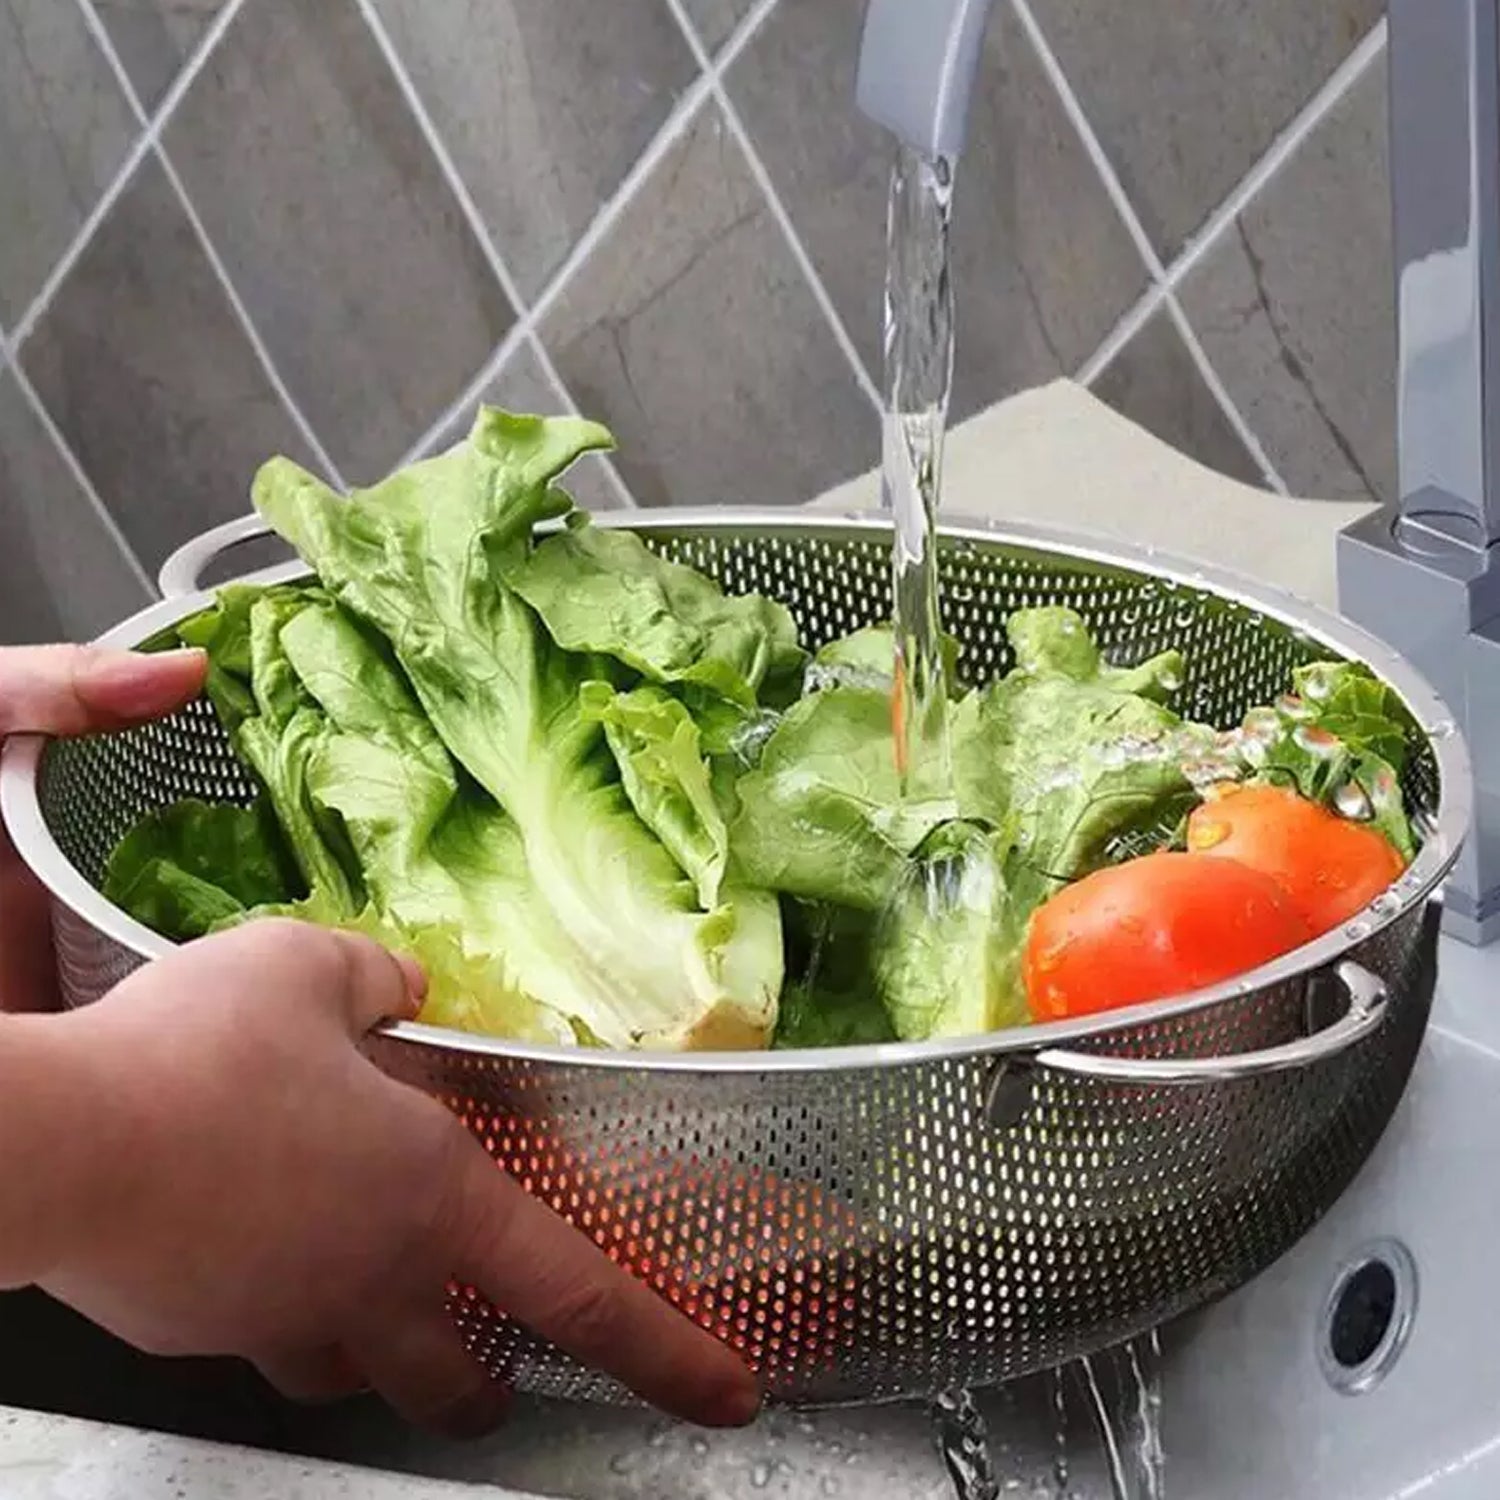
[
  {"x1": 1338, "y1": 0, "x2": 1500, "y2": 946},
  {"x1": 855, "y1": 0, "x2": 1500, "y2": 947},
  {"x1": 855, "y1": 0, "x2": 996, "y2": 161}
]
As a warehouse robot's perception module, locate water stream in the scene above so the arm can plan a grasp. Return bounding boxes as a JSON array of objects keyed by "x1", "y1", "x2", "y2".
[
  {"x1": 877, "y1": 137, "x2": 1168, "y2": 1500},
  {"x1": 883, "y1": 143, "x2": 958, "y2": 819}
]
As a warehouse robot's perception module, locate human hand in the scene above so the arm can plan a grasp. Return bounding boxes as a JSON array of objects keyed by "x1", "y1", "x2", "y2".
[
  {"x1": 0, "y1": 644, "x2": 207, "y2": 1012},
  {"x1": 18, "y1": 919, "x2": 759, "y2": 1436}
]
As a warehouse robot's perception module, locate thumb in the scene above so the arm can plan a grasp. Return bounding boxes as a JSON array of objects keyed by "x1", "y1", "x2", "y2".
[{"x1": 0, "y1": 646, "x2": 207, "y2": 738}]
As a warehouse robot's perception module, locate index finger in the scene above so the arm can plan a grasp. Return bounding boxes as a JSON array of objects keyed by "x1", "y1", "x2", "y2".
[
  {"x1": 444, "y1": 1145, "x2": 759, "y2": 1428},
  {"x1": 0, "y1": 645, "x2": 206, "y2": 738}
]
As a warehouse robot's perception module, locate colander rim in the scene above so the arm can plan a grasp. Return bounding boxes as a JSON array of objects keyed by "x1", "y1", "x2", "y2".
[{"x1": 0, "y1": 506, "x2": 1470, "y2": 1073}]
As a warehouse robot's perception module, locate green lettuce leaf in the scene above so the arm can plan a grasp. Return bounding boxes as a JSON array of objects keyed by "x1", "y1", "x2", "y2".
[
  {"x1": 580, "y1": 681, "x2": 729, "y2": 909},
  {"x1": 872, "y1": 820, "x2": 1029, "y2": 1040},
  {"x1": 805, "y1": 625, "x2": 961, "y2": 694},
  {"x1": 503, "y1": 515, "x2": 807, "y2": 709},
  {"x1": 773, "y1": 901, "x2": 894, "y2": 1049},
  {"x1": 729, "y1": 686, "x2": 958, "y2": 912},
  {"x1": 1238, "y1": 660, "x2": 1418, "y2": 860},
  {"x1": 103, "y1": 798, "x2": 301, "y2": 940},
  {"x1": 255, "y1": 407, "x2": 783, "y2": 1050}
]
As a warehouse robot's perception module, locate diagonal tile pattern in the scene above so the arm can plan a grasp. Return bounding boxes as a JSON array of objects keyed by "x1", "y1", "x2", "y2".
[{"x1": 0, "y1": 0, "x2": 1400, "y2": 638}]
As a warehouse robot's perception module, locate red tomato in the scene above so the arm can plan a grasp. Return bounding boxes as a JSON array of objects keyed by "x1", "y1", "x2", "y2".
[
  {"x1": 1185, "y1": 784, "x2": 1405, "y2": 936},
  {"x1": 1023, "y1": 851, "x2": 1310, "y2": 1021}
]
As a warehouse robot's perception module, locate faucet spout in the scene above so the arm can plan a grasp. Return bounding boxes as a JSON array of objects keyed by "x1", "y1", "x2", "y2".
[{"x1": 855, "y1": 0, "x2": 998, "y2": 161}]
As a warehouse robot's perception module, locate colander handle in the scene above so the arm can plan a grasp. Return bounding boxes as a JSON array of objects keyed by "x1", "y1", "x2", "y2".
[
  {"x1": 990, "y1": 961, "x2": 1387, "y2": 1104},
  {"x1": 158, "y1": 516, "x2": 277, "y2": 598}
]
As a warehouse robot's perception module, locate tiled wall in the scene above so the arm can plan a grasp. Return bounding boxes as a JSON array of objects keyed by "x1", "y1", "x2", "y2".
[{"x1": 0, "y1": 0, "x2": 1393, "y2": 646}]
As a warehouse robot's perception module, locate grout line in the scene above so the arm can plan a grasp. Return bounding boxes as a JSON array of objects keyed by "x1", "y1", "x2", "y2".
[
  {"x1": 664, "y1": 0, "x2": 881, "y2": 411},
  {"x1": 1164, "y1": 294, "x2": 1290, "y2": 493},
  {"x1": 351, "y1": 0, "x2": 530, "y2": 322},
  {"x1": 1163, "y1": 19, "x2": 1388, "y2": 296},
  {"x1": 14, "y1": 0, "x2": 249, "y2": 352},
  {"x1": 401, "y1": 0, "x2": 786, "y2": 468},
  {"x1": 74, "y1": 0, "x2": 345, "y2": 489},
  {"x1": 1011, "y1": 0, "x2": 1167, "y2": 283},
  {"x1": 397, "y1": 313, "x2": 535, "y2": 468},
  {"x1": 526, "y1": 332, "x2": 640, "y2": 510},
  {"x1": 398, "y1": 77, "x2": 721, "y2": 467},
  {"x1": 1021, "y1": 0, "x2": 1329, "y2": 492},
  {"x1": 157, "y1": 148, "x2": 348, "y2": 489},
  {"x1": 1, "y1": 342, "x2": 156, "y2": 597},
  {"x1": 1076, "y1": 283, "x2": 1167, "y2": 387}
]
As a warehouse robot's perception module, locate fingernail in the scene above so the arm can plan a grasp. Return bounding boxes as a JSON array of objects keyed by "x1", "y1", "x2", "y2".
[
  {"x1": 87, "y1": 649, "x2": 206, "y2": 717},
  {"x1": 396, "y1": 954, "x2": 428, "y2": 1004},
  {"x1": 710, "y1": 1373, "x2": 762, "y2": 1428}
]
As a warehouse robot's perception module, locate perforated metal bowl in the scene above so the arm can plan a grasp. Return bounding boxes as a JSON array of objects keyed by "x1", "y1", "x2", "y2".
[{"x1": 0, "y1": 509, "x2": 1469, "y2": 1407}]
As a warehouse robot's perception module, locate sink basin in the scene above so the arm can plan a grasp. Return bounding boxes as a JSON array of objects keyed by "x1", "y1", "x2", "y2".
[{"x1": 4, "y1": 929, "x2": 1499, "y2": 1499}]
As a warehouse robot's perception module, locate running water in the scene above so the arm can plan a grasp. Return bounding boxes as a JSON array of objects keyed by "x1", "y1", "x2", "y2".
[
  {"x1": 883, "y1": 143, "x2": 958, "y2": 818},
  {"x1": 930, "y1": 1336, "x2": 1166, "y2": 1500},
  {"x1": 878, "y1": 128, "x2": 1169, "y2": 1500}
]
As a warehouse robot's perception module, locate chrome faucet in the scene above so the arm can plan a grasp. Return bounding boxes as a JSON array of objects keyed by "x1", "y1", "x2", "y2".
[
  {"x1": 855, "y1": 0, "x2": 996, "y2": 161},
  {"x1": 1338, "y1": 0, "x2": 1500, "y2": 947},
  {"x1": 857, "y1": 0, "x2": 1499, "y2": 946}
]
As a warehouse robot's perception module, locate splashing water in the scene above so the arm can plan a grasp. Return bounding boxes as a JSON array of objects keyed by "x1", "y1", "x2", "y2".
[
  {"x1": 932, "y1": 1335, "x2": 1166, "y2": 1500},
  {"x1": 883, "y1": 144, "x2": 958, "y2": 817},
  {"x1": 933, "y1": 1388, "x2": 1001, "y2": 1500}
]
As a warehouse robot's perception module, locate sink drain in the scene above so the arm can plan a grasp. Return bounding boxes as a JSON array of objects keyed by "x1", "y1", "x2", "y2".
[{"x1": 1318, "y1": 1239, "x2": 1417, "y2": 1395}]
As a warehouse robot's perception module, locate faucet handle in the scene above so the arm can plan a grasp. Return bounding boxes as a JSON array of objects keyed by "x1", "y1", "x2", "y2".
[{"x1": 855, "y1": 0, "x2": 997, "y2": 161}]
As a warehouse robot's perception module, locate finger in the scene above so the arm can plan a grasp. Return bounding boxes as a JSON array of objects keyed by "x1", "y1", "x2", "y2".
[
  {"x1": 0, "y1": 829, "x2": 59, "y2": 1013},
  {"x1": 324, "y1": 929, "x2": 427, "y2": 1036},
  {"x1": 344, "y1": 1301, "x2": 510, "y2": 1439},
  {"x1": 253, "y1": 1343, "x2": 367, "y2": 1405},
  {"x1": 445, "y1": 1147, "x2": 759, "y2": 1428},
  {"x1": 0, "y1": 645, "x2": 206, "y2": 738},
  {"x1": 188, "y1": 920, "x2": 426, "y2": 1036}
]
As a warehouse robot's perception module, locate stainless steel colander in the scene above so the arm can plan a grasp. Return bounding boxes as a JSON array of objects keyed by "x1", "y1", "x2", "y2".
[{"x1": 0, "y1": 509, "x2": 1470, "y2": 1407}]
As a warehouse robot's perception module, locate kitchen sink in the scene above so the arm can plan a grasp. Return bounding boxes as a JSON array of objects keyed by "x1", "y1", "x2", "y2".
[{"x1": 4, "y1": 926, "x2": 1499, "y2": 1499}]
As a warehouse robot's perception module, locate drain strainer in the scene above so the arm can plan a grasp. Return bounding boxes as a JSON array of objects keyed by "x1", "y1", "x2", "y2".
[{"x1": 1318, "y1": 1238, "x2": 1418, "y2": 1395}]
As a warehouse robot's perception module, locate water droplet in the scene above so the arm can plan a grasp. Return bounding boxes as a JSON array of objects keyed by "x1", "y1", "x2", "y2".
[
  {"x1": 609, "y1": 1454, "x2": 636, "y2": 1476},
  {"x1": 821, "y1": 1477, "x2": 841, "y2": 1496},
  {"x1": 1301, "y1": 664, "x2": 1336, "y2": 701},
  {"x1": 1371, "y1": 891, "x2": 1401, "y2": 918},
  {"x1": 1293, "y1": 724, "x2": 1341, "y2": 758},
  {"x1": 1429, "y1": 718, "x2": 1457, "y2": 740},
  {"x1": 691, "y1": 1437, "x2": 710, "y2": 1456},
  {"x1": 647, "y1": 1422, "x2": 673, "y2": 1449},
  {"x1": 1099, "y1": 741, "x2": 1129, "y2": 771},
  {"x1": 1333, "y1": 782, "x2": 1373, "y2": 821},
  {"x1": 1345, "y1": 919, "x2": 1374, "y2": 941},
  {"x1": 1183, "y1": 757, "x2": 1240, "y2": 790},
  {"x1": 1276, "y1": 693, "x2": 1313, "y2": 722},
  {"x1": 1239, "y1": 736, "x2": 1268, "y2": 768},
  {"x1": 1242, "y1": 707, "x2": 1282, "y2": 742},
  {"x1": 749, "y1": 1460, "x2": 772, "y2": 1488}
]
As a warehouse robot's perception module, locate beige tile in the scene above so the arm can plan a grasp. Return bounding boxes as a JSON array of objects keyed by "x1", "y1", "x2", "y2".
[{"x1": 1091, "y1": 306, "x2": 1263, "y2": 488}]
